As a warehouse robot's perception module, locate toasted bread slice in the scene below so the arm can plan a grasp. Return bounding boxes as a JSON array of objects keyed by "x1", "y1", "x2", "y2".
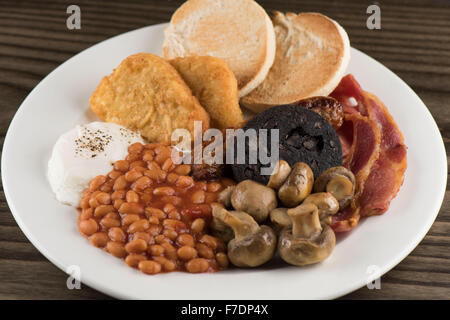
[
  {"x1": 90, "y1": 53, "x2": 210, "y2": 143},
  {"x1": 170, "y1": 56, "x2": 244, "y2": 129},
  {"x1": 241, "y1": 12, "x2": 350, "y2": 113},
  {"x1": 163, "y1": 0, "x2": 276, "y2": 98}
]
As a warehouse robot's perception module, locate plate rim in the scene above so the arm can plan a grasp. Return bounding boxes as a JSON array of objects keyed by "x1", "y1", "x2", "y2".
[{"x1": 1, "y1": 23, "x2": 447, "y2": 300}]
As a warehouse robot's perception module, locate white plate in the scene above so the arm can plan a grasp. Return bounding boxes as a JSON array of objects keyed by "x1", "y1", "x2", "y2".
[{"x1": 2, "y1": 23, "x2": 447, "y2": 300}]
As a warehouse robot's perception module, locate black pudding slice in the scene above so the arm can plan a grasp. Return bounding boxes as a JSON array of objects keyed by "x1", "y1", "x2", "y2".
[{"x1": 231, "y1": 105, "x2": 343, "y2": 184}]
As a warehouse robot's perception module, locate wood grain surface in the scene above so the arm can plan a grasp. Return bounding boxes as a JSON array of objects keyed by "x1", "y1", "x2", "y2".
[{"x1": 0, "y1": 0, "x2": 449, "y2": 300}]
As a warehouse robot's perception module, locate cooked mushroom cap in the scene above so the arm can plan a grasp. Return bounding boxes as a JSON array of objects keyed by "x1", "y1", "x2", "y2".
[
  {"x1": 231, "y1": 180, "x2": 277, "y2": 223},
  {"x1": 218, "y1": 185, "x2": 236, "y2": 209},
  {"x1": 278, "y1": 162, "x2": 314, "y2": 207},
  {"x1": 269, "y1": 207, "x2": 292, "y2": 233},
  {"x1": 303, "y1": 192, "x2": 339, "y2": 223},
  {"x1": 278, "y1": 202, "x2": 336, "y2": 266},
  {"x1": 313, "y1": 166, "x2": 355, "y2": 209},
  {"x1": 267, "y1": 160, "x2": 292, "y2": 190},
  {"x1": 278, "y1": 225, "x2": 336, "y2": 266},
  {"x1": 212, "y1": 205, "x2": 276, "y2": 267},
  {"x1": 228, "y1": 225, "x2": 277, "y2": 267}
]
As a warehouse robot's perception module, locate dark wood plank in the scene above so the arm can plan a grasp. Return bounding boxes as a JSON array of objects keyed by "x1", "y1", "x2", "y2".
[{"x1": 0, "y1": 0, "x2": 448, "y2": 300}]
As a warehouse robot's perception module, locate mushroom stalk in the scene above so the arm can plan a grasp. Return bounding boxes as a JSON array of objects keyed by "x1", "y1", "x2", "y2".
[
  {"x1": 212, "y1": 205, "x2": 259, "y2": 241},
  {"x1": 302, "y1": 192, "x2": 339, "y2": 223},
  {"x1": 288, "y1": 203, "x2": 322, "y2": 239}
]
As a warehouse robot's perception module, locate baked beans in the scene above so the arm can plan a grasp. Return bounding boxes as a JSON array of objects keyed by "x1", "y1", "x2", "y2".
[
  {"x1": 186, "y1": 258, "x2": 209, "y2": 273},
  {"x1": 106, "y1": 241, "x2": 127, "y2": 258},
  {"x1": 139, "y1": 260, "x2": 161, "y2": 274},
  {"x1": 79, "y1": 219, "x2": 98, "y2": 236},
  {"x1": 78, "y1": 142, "x2": 233, "y2": 275},
  {"x1": 108, "y1": 227, "x2": 126, "y2": 242}
]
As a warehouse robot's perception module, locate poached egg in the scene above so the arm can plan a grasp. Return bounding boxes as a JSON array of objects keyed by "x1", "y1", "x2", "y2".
[{"x1": 48, "y1": 122, "x2": 145, "y2": 207}]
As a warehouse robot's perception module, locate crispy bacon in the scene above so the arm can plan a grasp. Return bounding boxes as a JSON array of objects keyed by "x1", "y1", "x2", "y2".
[{"x1": 330, "y1": 74, "x2": 407, "y2": 231}]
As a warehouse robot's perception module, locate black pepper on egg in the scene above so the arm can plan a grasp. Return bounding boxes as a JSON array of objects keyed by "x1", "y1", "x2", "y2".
[
  {"x1": 231, "y1": 105, "x2": 343, "y2": 184},
  {"x1": 74, "y1": 126, "x2": 113, "y2": 158}
]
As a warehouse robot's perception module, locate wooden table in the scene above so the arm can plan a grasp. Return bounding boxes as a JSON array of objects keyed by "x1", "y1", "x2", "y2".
[{"x1": 0, "y1": 0, "x2": 448, "y2": 300}]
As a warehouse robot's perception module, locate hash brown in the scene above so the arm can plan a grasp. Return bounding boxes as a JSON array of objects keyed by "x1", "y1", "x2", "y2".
[
  {"x1": 90, "y1": 53, "x2": 210, "y2": 143},
  {"x1": 170, "y1": 56, "x2": 244, "y2": 129}
]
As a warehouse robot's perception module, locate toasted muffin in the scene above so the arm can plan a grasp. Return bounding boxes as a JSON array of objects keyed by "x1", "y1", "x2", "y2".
[
  {"x1": 90, "y1": 53, "x2": 210, "y2": 143},
  {"x1": 163, "y1": 0, "x2": 276, "y2": 98},
  {"x1": 170, "y1": 56, "x2": 244, "y2": 129},
  {"x1": 241, "y1": 12, "x2": 350, "y2": 113}
]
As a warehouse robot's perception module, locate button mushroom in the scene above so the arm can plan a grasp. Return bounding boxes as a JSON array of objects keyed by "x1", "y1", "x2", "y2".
[
  {"x1": 218, "y1": 185, "x2": 235, "y2": 209},
  {"x1": 210, "y1": 204, "x2": 235, "y2": 243},
  {"x1": 278, "y1": 203, "x2": 336, "y2": 266},
  {"x1": 313, "y1": 166, "x2": 355, "y2": 209},
  {"x1": 303, "y1": 192, "x2": 339, "y2": 225},
  {"x1": 231, "y1": 180, "x2": 277, "y2": 223},
  {"x1": 267, "y1": 160, "x2": 292, "y2": 189},
  {"x1": 212, "y1": 205, "x2": 276, "y2": 268},
  {"x1": 278, "y1": 162, "x2": 314, "y2": 207},
  {"x1": 270, "y1": 192, "x2": 338, "y2": 232},
  {"x1": 269, "y1": 207, "x2": 291, "y2": 233}
]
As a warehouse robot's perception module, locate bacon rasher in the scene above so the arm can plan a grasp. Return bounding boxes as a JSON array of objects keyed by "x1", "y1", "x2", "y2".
[
  {"x1": 329, "y1": 74, "x2": 407, "y2": 231},
  {"x1": 331, "y1": 113, "x2": 380, "y2": 232},
  {"x1": 359, "y1": 92, "x2": 407, "y2": 216}
]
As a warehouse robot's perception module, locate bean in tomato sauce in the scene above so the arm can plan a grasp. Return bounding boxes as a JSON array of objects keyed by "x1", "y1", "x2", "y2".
[{"x1": 78, "y1": 142, "x2": 234, "y2": 274}]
